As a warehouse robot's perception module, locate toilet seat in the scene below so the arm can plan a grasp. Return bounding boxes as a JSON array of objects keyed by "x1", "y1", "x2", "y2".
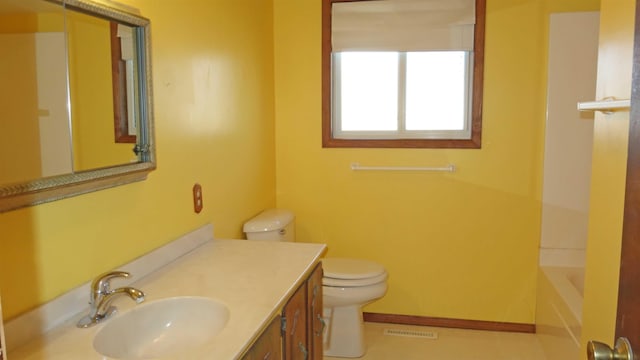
[
  {"x1": 322, "y1": 258, "x2": 387, "y2": 287},
  {"x1": 323, "y1": 272, "x2": 387, "y2": 287}
]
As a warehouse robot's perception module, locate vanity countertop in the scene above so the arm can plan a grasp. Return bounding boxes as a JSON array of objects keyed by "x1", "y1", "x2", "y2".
[{"x1": 9, "y1": 239, "x2": 327, "y2": 360}]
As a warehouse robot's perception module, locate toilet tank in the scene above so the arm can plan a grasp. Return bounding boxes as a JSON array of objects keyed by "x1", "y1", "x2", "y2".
[{"x1": 243, "y1": 209, "x2": 295, "y2": 242}]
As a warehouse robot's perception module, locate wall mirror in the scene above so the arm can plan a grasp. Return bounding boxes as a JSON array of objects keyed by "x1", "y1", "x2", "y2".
[{"x1": 0, "y1": 0, "x2": 155, "y2": 212}]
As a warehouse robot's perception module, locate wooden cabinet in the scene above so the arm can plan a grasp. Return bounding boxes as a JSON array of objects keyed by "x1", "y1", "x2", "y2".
[
  {"x1": 283, "y1": 282, "x2": 308, "y2": 360},
  {"x1": 242, "y1": 316, "x2": 282, "y2": 360},
  {"x1": 282, "y1": 263, "x2": 323, "y2": 360},
  {"x1": 0, "y1": 296, "x2": 5, "y2": 360},
  {"x1": 306, "y1": 264, "x2": 323, "y2": 360},
  {"x1": 242, "y1": 263, "x2": 323, "y2": 360}
]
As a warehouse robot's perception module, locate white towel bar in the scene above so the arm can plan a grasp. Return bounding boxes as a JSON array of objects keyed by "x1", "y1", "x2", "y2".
[
  {"x1": 577, "y1": 99, "x2": 630, "y2": 112},
  {"x1": 350, "y1": 163, "x2": 456, "y2": 172}
]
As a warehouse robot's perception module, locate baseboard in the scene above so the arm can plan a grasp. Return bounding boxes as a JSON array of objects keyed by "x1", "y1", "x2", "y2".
[{"x1": 363, "y1": 312, "x2": 536, "y2": 334}]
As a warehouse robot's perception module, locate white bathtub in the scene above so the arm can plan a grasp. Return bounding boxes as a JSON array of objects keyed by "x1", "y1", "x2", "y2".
[{"x1": 536, "y1": 266, "x2": 584, "y2": 359}]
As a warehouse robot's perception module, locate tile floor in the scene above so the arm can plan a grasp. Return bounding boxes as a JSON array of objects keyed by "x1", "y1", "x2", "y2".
[{"x1": 324, "y1": 322, "x2": 547, "y2": 360}]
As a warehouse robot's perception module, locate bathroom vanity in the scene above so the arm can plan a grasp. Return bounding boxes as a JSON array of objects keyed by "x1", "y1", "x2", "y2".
[
  {"x1": 6, "y1": 231, "x2": 327, "y2": 359},
  {"x1": 243, "y1": 263, "x2": 323, "y2": 360}
]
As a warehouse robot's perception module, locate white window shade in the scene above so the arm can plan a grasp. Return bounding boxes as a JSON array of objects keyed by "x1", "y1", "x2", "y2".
[{"x1": 332, "y1": 0, "x2": 476, "y2": 52}]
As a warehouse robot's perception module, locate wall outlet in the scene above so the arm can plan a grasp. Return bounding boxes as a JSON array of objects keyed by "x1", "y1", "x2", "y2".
[{"x1": 193, "y1": 183, "x2": 203, "y2": 213}]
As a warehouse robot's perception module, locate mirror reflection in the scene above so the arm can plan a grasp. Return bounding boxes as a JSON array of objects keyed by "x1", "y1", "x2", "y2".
[
  {"x1": 0, "y1": 0, "x2": 155, "y2": 212},
  {"x1": 67, "y1": 10, "x2": 140, "y2": 172},
  {"x1": 0, "y1": 0, "x2": 69, "y2": 184},
  {"x1": 0, "y1": 0, "x2": 142, "y2": 186}
]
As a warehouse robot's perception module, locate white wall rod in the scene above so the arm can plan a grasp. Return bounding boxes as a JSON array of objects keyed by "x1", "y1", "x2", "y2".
[
  {"x1": 577, "y1": 99, "x2": 630, "y2": 112},
  {"x1": 350, "y1": 163, "x2": 456, "y2": 172}
]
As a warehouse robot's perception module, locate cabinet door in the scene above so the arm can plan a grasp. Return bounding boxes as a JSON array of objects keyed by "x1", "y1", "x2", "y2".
[
  {"x1": 306, "y1": 264, "x2": 323, "y2": 360},
  {"x1": 0, "y1": 296, "x2": 5, "y2": 360},
  {"x1": 283, "y1": 283, "x2": 308, "y2": 360},
  {"x1": 242, "y1": 316, "x2": 282, "y2": 360}
]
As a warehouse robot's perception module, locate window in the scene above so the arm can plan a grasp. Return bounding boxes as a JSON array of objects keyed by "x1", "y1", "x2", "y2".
[
  {"x1": 322, "y1": 0, "x2": 486, "y2": 148},
  {"x1": 111, "y1": 22, "x2": 139, "y2": 144}
]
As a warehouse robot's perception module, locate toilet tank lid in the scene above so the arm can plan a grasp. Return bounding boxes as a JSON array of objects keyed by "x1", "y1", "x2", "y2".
[{"x1": 243, "y1": 209, "x2": 294, "y2": 233}]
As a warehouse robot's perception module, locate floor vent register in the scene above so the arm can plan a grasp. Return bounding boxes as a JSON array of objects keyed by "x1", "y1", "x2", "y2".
[{"x1": 383, "y1": 328, "x2": 438, "y2": 339}]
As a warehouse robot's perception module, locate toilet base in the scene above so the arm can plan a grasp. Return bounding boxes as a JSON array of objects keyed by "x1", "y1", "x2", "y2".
[{"x1": 323, "y1": 305, "x2": 366, "y2": 358}]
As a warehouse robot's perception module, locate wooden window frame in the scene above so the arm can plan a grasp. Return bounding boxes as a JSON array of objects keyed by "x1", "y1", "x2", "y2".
[
  {"x1": 111, "y1": 21, "x2": 136, "y2": 144},
  {"x1": 321, "y1": 0, "x2": 486, "y2": 149}
]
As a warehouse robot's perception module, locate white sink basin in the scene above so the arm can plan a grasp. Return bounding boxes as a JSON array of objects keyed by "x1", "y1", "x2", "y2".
[{"x1": 93, "y1": 296, "x2": 229, "y2": 359}]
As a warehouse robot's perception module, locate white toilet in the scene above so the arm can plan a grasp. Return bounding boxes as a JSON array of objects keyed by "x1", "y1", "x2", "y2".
[{"x1": 243, "y1": 209, "x2": 388, "y2": 358}]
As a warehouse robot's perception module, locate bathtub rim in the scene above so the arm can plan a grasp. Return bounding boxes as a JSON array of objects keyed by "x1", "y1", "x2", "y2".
[{"x1": 540, "y1": 266, "x2": 584, "y2": 325}]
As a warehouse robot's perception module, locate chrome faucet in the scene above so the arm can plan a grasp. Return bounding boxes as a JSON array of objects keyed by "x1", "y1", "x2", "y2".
[{"x1": 77, "y1": 270, "x2": 145, "y2": 328}]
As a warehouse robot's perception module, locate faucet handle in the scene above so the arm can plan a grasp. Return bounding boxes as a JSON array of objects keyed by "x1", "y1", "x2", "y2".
[{"x1": 92, "y1": 271, "x2": 130, "y2": 295}]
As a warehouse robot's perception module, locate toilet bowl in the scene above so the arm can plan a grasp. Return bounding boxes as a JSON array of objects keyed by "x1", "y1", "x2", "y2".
[
  {"x1": 243, "y1": 209, "x2": 388, "y2": 358},
  {"x1": 321, "y1": 258, "x2": 387, "y2": 358}
]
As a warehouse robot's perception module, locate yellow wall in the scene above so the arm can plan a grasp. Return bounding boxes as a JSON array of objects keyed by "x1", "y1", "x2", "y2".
[
  {"x1": 0, "y1": 12, "x2": 64, "y2": 185},
  {"x1": 0, "y1": 13, "x2": 64, "y2": 33},
  {"x1": 0, "y1": 0, "x2": 276, "y2": 320},
  {"x1": 0, "y1": 14, "x2": 37, "y2": 33},
  {"x1": 0, "y1": 30, "x2": 41, "y2": 185},
  {"x1": 273, "y1": 0, "x2": 598, "y2": 324},
  {"x1": 0, "y1": 0, "x2": 605, "y2": 326},
  {"x1": 66, "y1": 11, "x2": 135, "y2": 171}
]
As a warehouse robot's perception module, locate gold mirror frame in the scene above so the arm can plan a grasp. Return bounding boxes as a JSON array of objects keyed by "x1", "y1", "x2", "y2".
[{"x1": 0, "y1": 0, "x2": 155, "y2": 213}]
